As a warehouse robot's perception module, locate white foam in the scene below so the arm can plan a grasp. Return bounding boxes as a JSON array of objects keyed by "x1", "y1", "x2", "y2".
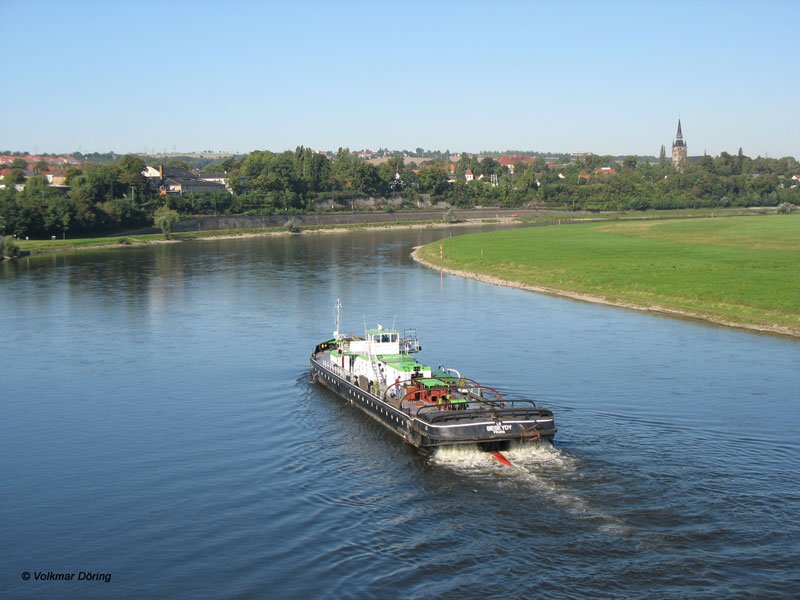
[
  {"x1": 430, "y1": 442, "x2": 577, "y2": 473},
  {"x1": 430, "y1": 443, "x2": 631, "y2": 536},
  {"x1": 430, "y1": 444, "x2": 497, "y2": 471},
  {"x1": 504, "y1": 442, "x2": 579, "y2": 472}
]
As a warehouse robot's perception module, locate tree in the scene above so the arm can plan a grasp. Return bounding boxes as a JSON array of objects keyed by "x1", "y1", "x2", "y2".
[
  {"x1": 331, "y1": 148, "x2": 359, "y2": 190},
  {"x1": 417, "y1": 163, "x2": 450, "y2": 196},
  {"x1": 378, "y1": 156, "x2": 405, "y2": 192},
  {"x1": 70, "y1": 165, "x2": 118, "y2": 203},
  {"x1": 623, "y1": 156, "x2": 638, "y2": 170},
  {"x1": 45, "y1": 195, "x2": 76, "y2": 238},
  {"x1": 116, "y1": 154, "x2": 148, "y2": 197},
  {"x1": 2, "y1": 234, "x2": 21, "y2": 258},
  {"x1": 480, "y1": 157, "x2": 501, "y2": 177},
  {"x1": 4, "y1": 169, "x2": 25, "y2": 186},
  {"x1": 354, "y1": 162, "x2": 385, "y2": 196},
  {"x1": 154, "y1": 206, "x2": 180, "y2": 238},
  {"x1": 303, "y1": 152, "x2": 332, "y2": 193},
  {"x1": 659, "y1": 145, "x2": 667, "y2": 166}
]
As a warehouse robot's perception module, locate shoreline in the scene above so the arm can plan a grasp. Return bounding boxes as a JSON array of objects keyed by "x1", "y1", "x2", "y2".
[
  {"x1": 10, "y1": 214, "x2": 796, "y2": 339},
  {"x1": 410, "y1": 248, "x2": 799, "y2": 340},
  {"x1": 15, "y1": 208, "x2": 771, "y2": 257},
  {"x1": 17, "y1": 217, "x2": 522, "y2": 256}
]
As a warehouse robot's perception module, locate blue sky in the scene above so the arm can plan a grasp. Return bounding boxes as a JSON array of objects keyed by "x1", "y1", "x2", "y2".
[{"x1": 2, "y1": 0, "x2": 798, "y2": 158}]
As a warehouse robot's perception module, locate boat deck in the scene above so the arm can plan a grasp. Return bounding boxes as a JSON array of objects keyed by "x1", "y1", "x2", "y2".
[{"x1": 317, "y1": 350, "x2": 548, "y2": 419}]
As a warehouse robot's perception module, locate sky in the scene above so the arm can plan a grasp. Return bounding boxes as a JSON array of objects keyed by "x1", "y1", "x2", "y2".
[{"x1": 2, "y1": 0, "x2": 798, "y2": 158}]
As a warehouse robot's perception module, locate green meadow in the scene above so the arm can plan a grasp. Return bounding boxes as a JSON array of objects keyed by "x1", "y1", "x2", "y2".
[{"x1": 417, "y1": 215, "x2": 800, "y2": 336}]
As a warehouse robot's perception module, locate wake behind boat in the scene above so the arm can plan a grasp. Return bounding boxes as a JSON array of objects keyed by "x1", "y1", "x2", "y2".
[{"x1": 310, "y1": 300, "x2": 556, "y2": 451}]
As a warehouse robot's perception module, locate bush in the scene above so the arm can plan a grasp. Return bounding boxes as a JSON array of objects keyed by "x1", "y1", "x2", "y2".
[
  {"x1": 154, "y1": 206, "x2": 180, "y2": 238},
  {"x1": 444, "y1": 207, "x2": 459, "y2": 223},
  {"x1": 2, "y1": 235, "x2": 20, "y2": 258},
  {"x1": 776, "y1": 202, "x2": 796, "y2": 214},
  {"x1": 284, "y1": 218, "x2": 300, "y2": 233}
]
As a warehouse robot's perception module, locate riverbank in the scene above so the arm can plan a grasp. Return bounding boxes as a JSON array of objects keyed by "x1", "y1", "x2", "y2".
[
  {"x1": 12, "y1": 207, "x2": 768, "y2": 257},
  {"x1": 411, "y1": 216, "x2": 800, "y2": 339},
  {"x1": 14, "y1": 217, "x2": 510, "y2": 256}
]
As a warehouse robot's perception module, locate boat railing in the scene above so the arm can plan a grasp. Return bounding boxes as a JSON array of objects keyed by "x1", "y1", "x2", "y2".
[
  {"x1": 319, "y1": 356, "x2": 349, "y2": 382},
  {"x1": 400, "y1": 329, "x2": 421, "y2": 354},
  {"x1": 413, "y1": 398, "x2": 541, "y2": 420},
  {"x1": 390, "y1": 377, "x2": 523, "y2": 415}
]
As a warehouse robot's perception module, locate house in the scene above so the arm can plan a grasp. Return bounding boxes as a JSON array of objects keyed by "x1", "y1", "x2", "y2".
[
  {"x1": 0, "y1": 154, "x2": 78, "y2": 167},
  {"x1": 142, "y1": 165, "x2": 161, "y2": 179},
  {"x1": 163, "y1": 178, "x2": 228, "y2": 195},
  {"x1": 45, "y1": 171, "x2": 69, "y2": 187},
  {"x1": 199, "y1": 172, "x2": 227, "y2": 184},
  {"x1": 143, "y1": 164, "x2": 229, "y2": 195},
  {"x1": 465, "y1": 169, "x2": 474, "y2": 182},
  {"x1": 594, "y1": 167, "x2": 617, "y2": 175},
  {"x1": 497, "y1": 155, "x2": 533, "y2": 175}
]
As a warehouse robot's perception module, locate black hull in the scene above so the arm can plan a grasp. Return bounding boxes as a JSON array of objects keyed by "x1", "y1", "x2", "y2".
[{"x1": 310, "y1": 355, "x2": 556, "y2": 448}]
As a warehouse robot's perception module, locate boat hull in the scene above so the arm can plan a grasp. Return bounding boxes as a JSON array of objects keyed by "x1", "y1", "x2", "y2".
[{"x1": 310, "y1": 355, "x2": 556, "y2": 449}]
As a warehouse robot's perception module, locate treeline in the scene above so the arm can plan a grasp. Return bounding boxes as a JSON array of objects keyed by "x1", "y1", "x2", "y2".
[
  {"x1": 217, "y1": 147, "x2": 452, "y2": 213},
  {"x1": 480, "y1": 151, "x2": 800, "y2": 211},
  {"x1": 220, "y1": 147, "x2": 800, "y2": 212},
  {"x1": 2, "y1": 147, "x2": 799, "y2": 239},
  {"x1": 0, "y1": 155, "x2": 155, "y2": 238}
]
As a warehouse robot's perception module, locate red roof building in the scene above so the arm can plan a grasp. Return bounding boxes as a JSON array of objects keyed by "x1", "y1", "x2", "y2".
[
  {"x1": 497, "y1": 155, "x2": 534, "y2": 175},
  {"x1": 594, "y1": 167, "x2": 617, "y2": 175}
]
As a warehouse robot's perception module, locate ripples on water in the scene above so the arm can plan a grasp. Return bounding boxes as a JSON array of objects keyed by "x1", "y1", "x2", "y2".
[{"x1": 1, "y1": 232, "x2": 799, "y2": 599}]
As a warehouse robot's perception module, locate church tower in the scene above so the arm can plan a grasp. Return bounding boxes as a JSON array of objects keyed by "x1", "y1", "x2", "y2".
[{"x1": 671, "y1": 119, "x2": 687, "y2": 168}]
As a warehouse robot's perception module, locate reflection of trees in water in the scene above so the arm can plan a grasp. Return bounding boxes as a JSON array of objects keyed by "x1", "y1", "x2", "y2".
[{"x1": 4, "y1": 227, "x2": 490, "y2": 332}]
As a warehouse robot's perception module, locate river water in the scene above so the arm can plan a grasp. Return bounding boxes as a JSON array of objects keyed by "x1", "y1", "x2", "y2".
[{"x1": 1, "y1": 228, "x2": 798, "y2": 599}]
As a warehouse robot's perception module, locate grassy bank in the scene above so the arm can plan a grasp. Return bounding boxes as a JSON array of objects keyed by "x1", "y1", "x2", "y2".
[
  {"x1": 14, "y1": 227, "x2": 291, "y2": 254},
  {"x1": 414, "y1": 214, "x2": 800, "y2": 337}
]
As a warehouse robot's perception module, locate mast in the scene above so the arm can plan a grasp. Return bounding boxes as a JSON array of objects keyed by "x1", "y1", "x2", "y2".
[{"x1": 334, "y1": 298, "x2": 342, "y2": 340}]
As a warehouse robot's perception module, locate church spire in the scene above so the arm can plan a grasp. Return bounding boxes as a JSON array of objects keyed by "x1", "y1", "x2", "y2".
[{"x1": 671, "y1": 118, "x2": 687, "y2": 168}]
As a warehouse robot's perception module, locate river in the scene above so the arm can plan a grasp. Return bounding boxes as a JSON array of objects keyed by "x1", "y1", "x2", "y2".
[{"x1": 1, "y1": 228, "x2": 798, "y2": 599}]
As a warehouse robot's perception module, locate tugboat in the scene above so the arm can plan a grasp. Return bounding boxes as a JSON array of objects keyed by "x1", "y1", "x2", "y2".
[{"x1": 310, "y1": 300, "x2": 556, "y2": 452}]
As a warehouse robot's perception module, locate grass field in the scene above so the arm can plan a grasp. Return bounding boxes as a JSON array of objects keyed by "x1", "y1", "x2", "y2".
[{"x1": 416, "y1": 215, "x2": 800, "y2": 336}]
